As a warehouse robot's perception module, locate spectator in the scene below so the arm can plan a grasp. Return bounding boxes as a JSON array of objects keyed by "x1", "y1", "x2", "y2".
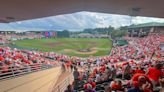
[
  {"x1": 128, "y1": 73, "x2": 153, "y2": 92},
  {"x1": 159, "y1": 78, "x2": 164, "y2": 92},
  {"x1": 88, "y1": 79, "x2": 96, "y2": 89},
  {"x1": 84, "y1": 83, "x2": 96, "y2": 92},
  {"x1": 1, "y1": 63, "x2": 9, "y2": 73},
  {"x1": 122, "y1": 63, "x2": 131, "y2": 80},
  {"x1": 70, "y1": 64, "x2": 74, "y2": 72},
  {"x1": 146, "y1": 63, "x2": 163, "y2": 89},
  {"x1": 64, "y1": 84, "x2": 76, "y2": 92},
  {"x1": 110, "y1": 80, "x2": 124, "y2": 91},
  {"x1": 135, "y1": 67, "x2": 145, "y2": 74},
  {"x1": 111, "y1": 65, "x2": 116, "y2": 78},
  {"x1": 62, "y1": 62, "x2": 66, "y2": 72},
  {"x1": 73, "y1": 67, "x2": 80, "y2": 89},
  {"x1": 95, "y1": 73, "x2": 101, "y2": 82},
  {"x1": 105, "y1": 86, "x2": 112, "y2": 92}
]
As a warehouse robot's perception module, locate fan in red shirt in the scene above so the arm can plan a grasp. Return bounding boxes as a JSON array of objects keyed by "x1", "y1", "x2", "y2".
[
  {"x1": 146, "y1": 63, "x2": 163, "y2": 89},
  {"x1": 100, "y1": 65, "x2": 106, "y2": 73},
  {"x1": 83, "y1": 83, "x2": 96, "y2": 92},
  {"x1": 88, "y1": 79, "x2": 96, "y2": 89},
  {"x1": 1, "y1": 63, "x2": 9, "y2": 73},
  {"x1": 93, "y1": 68, "x2": 97, "y2": 74},
  {"x1": 135, "y1": 67, "x2": 145, "y2": 74},
  {"x1": 132, "y1": 73, "x2": 152, "y2": 87},
  {"x1": 111, "y1": 80, "x2": 123, "y2": 91},
  {"x1": 0, "y1": 48, "x2": 3, "y2": 52},
  {"x1": 23, "y1": 58, "x2": 31, "y2": 64},
  {"x1": 0, "y1": 56, "x2": 4, "y2": 61},
  {"x1": 131, "y1": 73, "x2": 153, "y2": 92}
]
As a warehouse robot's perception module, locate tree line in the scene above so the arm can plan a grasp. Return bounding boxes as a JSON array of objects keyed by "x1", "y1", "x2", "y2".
[{"x1": 55, "y1": 26, "x2": 128, "y2": 38}]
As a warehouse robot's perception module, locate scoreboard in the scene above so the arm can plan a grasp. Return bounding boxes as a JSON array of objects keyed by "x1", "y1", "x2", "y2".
[{"x1": 44, "y1": 32, "x2": 56, "y2": 38}]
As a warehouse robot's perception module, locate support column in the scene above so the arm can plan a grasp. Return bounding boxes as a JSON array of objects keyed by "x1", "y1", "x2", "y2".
[
  {"x1": 139, "y1": 28, "x2": 142, "y2": 37},
  {"x1": 131, "y1": 29, "x2": 134, "y2": 37}
]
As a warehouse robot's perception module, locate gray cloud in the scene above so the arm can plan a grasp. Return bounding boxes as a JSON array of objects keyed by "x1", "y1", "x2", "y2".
[{"x1": 0, "y1": 11, "x2": 164, "y2": 31}]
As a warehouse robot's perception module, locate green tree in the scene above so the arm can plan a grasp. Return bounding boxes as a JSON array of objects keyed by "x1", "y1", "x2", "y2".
[{"x1": 57, "y1": 30, "x2": 70, "y2": 38}]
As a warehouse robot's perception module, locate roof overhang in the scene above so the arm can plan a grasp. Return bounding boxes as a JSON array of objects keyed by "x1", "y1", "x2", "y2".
[
  {"x1": 0, "y1": 0, "x2": 164, "y2": 23},
  {"x1": 128, "y1": 22, "x2": 164, "y2": 29}
]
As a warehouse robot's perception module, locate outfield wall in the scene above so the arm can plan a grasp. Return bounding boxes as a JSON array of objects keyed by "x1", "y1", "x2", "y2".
[{"x1": 0, "y1": 67, "x2": 62, "y2": 92}]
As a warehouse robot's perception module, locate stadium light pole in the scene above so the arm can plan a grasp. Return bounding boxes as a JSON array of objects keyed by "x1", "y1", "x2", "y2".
[
  {"x1": 128, "y1": 7, "x2": 141, "y2": 37},
  {"x1": 129, "y1": 16, "x2": 133, "y2": 25},
  {"x1": 129, "y1": 7, "x2": 141, "y2": 25}
]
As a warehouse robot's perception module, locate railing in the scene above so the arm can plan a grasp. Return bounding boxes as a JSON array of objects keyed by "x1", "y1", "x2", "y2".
[
  {"x1": 0, "y1": 63, "x2": 59, "y2": 81},
  {"x1": 52, "y1": 72, "x2": 74, "y2": 92}
]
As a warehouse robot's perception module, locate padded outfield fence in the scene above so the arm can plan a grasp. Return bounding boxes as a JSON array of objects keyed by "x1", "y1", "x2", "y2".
[{"x1": 3, "y1": 44, "x2": 39, "y2": 51}]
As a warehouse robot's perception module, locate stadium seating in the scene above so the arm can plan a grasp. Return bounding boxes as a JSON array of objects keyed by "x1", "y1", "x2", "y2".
[
  {"x1": 67, "y1": 34, "x2": 164, "y2": 92},
  {"x1": 0, "y1": 34, "x2": 164, "y2": 92}
]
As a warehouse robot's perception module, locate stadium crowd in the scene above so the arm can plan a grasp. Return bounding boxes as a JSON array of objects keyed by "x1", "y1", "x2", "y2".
[
  {"x1": 0, "y1": 47, "x2": 60, "y2": 76},
  {"x1": 65, "y1": 34, "x2": 164, "y2": 92},
  {"x1": 0, "y1": 34, "x2": 164, "y2": 92}
]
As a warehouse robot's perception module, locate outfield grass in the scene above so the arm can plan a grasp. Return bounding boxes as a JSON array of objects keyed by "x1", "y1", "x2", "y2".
[{"x1": 13, "y1": 38, "x2": 112, "y2": 57}]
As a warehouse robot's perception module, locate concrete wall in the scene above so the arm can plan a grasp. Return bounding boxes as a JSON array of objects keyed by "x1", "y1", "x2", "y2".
[{"x1": 0, "y1": 67, "x2": 62, "y2": 92}]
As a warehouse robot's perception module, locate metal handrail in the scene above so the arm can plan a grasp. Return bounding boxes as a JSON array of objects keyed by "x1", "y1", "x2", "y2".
[
  {"x1": 0, "y1": 63, "x2": 59, "y2": 81},
  {"x1": 0, "y1": 63, "x2": 44, "y2": 68},
  {"x1": 52, "y1": 72, "x2": 74, "y2": 92}
]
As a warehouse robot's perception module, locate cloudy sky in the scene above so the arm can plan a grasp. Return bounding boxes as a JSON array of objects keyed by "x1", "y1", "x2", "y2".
[{"x1": 1, "y1": 11, "x2": 164, "y2": 31}]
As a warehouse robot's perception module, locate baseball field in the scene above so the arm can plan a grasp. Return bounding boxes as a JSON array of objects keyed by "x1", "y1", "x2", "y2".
[{"x1": 13, "y1": 38, "x2": 112, "y2": 57}]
